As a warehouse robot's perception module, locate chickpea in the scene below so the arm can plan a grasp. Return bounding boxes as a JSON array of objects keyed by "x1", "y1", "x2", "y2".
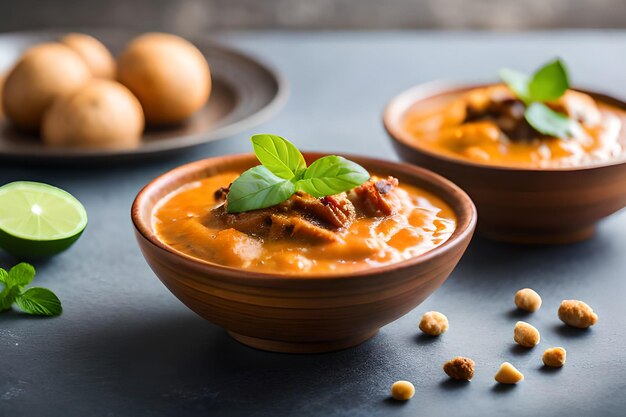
[
  {"x1": 558, "y1": 300, "x2": 598, "y2": 329},
  {"x1": 494, "y1": 362, "x2": 524, "y2": 384},
  {"x1": 419, "y1": 311, "x2": 449, "y2": 336},
  {"x1": 543, "y1": 347, "x2": 567, "y2": 368},
  {"x1": 390, "y1": 380, "x2": 415, "y2": 401},
  {"x1": 463, "y1": 146, "x2": 491, "y2": 162},
  {"x1": 452, "y1": 122, "x2": 501, "y2": 146},
  {"x1": 443, "y1": 357, "x2": 475, "y2": 381},
  {"x1": 514, "y1": 288, "x2": 542, "y2": 312},
  {"x1": 513, "y1": 321, "x2": 541, "y2": 348}
]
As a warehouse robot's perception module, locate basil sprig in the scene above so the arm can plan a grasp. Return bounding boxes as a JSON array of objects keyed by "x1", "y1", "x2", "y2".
[
  {"x1": 226, "y1": 135, "x2": 370, "y2": 213},
  {"x1": 251, "y1": 133, "x2": 307, "y2": 180},
  {"x1": 226, "y1": 166, "x2": 296, "y2": 213},
  {"x1": 499, "y1": 59, "x2": 574, "y2": 137}
]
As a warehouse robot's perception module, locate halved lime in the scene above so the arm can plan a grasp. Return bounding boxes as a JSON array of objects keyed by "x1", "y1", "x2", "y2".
[{"x1": 0, "y1": 181, "x2": 88, "y2": 258}]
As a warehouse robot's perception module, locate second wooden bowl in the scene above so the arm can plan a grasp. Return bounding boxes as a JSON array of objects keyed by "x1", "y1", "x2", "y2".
[
  {"x1": 131, "y1": 153, "x2": 476, "y2": 353},
  {"x1": 384, "y1": 82, "x2": 626, "y2": 244}
]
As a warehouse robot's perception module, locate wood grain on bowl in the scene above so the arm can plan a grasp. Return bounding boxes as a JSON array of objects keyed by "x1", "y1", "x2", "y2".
[
  {"x1": 131, "y1": 153, "x2": 476, "y2": 353},
  {"x1": 384, "y1": 82, "x2": 626, "y2": 244}
]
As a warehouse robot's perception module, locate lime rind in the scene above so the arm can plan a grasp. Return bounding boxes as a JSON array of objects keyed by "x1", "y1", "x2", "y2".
[
  {"x1": 0, "y1": 181, "x2": 87, "y2": 242},
  {"x1": 0, "y1": 228, "x2": 85, "y2": 258}
]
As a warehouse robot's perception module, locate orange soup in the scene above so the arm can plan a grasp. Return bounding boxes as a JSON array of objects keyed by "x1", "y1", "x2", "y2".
[
  {"x1": 153, "y1": 173, "x2": 456, "y2": 274},
  {"x1": 404, "y1": 85, "x2": 626, "y2": 168}
]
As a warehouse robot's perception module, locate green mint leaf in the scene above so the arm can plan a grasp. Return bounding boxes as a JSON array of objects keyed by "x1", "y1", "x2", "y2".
[
  {"x1": 296, "y1": 156, "x2": 370, "y2": 198},
  {"x1": 0, "y1": 285, "x2": 21, "y2": 311},
  {"x1": 15, "y1": 287, "x2": 62, "y2": 316},
  {"x1": 499, "y1": 68, "x2": 531, "y2": 103},
  {"x1": 528, "y1": 59, "x2": 569, "y2": 102},
  {"x1": 525, "y1": 102, "x2": 573, "y2": 138},
  {"x1": 7, "y1": 263, "x2": 35, "y2": 287},
  {"x1": 251, "y1": 134, "x2": 307, "y2": 180},
  {"x1": 227, "y1": 166, "x2": 295, "y2": 213},
  {"x1": 0, "y1": 268, "x2": 7, "y2": 284}
]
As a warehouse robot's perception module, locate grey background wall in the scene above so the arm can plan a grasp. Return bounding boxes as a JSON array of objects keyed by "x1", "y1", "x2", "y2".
[{"x1": 0, "y1": 0, "x2": 624, "y2": 33}]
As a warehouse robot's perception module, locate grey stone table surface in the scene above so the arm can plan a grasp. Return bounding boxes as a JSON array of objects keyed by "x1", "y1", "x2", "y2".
[{"x1": 1, "y1": 31, "x2": 625, "y2": 417}]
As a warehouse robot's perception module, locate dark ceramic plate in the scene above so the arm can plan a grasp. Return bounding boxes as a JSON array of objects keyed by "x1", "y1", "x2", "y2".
[{"x1": 0, "y1": 30, "x2": 288, "y2": 163}]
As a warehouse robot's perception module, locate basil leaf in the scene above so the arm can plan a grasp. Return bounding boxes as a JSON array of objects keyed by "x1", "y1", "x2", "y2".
[
  {"x1": 8, "y1": 263, "x2": 35, "y2": 287},
  {"x1": 251, "y1": 134, "x2": 307, "y2": 180},
  {"x1": 0, "y1": 268, "x2": 7, "y2": 284},
  {"x1": 15, "y1": 287, "x2": 62, "y2": 316},
  {"x1": 227, "y1": 166, "x2": 295, "y2": 213},
  {"x1": 525, "y1": 102, "x2": 573, "y2": 138},
  {"x1": 0, "y1": 285, "x2": 20, "y2": 311},
  {"x1": 296, "y1": 156, "x2": 370, "y2": 198},
  {"x1": 528, "y1": 59, "x2": 569, "y2": 102},
  {"x1": 499, "y1": 68, "x2": 531, "y2": 103}
]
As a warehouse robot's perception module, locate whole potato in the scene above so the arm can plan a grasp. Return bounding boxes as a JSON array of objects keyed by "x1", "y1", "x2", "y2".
[
  {"x1": 2, "y1": 43, "x2": 91, "y2": 131},
  {"x1": 117, "y1": 33, "x2": 211, "y2": 125},
  {"x1": 61, "y1": 33, "x2": 116, "y2": 79},
  {"x1": 42, "y1": 79, "x2": 144, "y2": 149}
]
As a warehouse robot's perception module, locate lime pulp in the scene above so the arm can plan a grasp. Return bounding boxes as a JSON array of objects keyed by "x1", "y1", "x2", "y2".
[{"x1": 0, "y1": 181, "x2": 88, "y2": 258}]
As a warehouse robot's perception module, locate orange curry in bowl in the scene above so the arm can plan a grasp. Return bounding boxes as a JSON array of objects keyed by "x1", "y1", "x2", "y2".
[
  {"x1": 153, "y1": 172, "x2": 456, "y2": 274},
  {"x1": 404, "y1": 85, "x2": 626, "y2": 168}
]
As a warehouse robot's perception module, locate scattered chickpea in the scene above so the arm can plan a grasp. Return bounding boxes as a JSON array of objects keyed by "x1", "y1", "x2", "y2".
[
  {"x1": 513, "y1": 321, "x2": 541, "y2": 348},
  {"x1": 514, "y1": 288, "x2": 542, "y2": 312},
  {"x1": 558, "y1": 300, "x2": 598, "y2": 329},
  {"x1": 543, "y1": 347, "x2": 567, "y2": 368},
  {"x1": 443, "y1": 357, "x2": 475, "y2": 381},
  {"x1": 390, "y1": 380, "x2": 415, "y2": 401},
  {"x1": 419, "y1": 311, "x2": 449, "y2": 336},
  {"x1": 494, "y1": 362, "x2": 524, "y2": 384}
]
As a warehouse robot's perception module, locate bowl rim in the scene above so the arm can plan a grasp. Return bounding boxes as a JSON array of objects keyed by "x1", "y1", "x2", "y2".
[
  {"x1": 383, "y1": 80, "x2": 626, "y2": 172},
  {"x1": 131, "y1": 152, "x2": 477, "y2": 282}
]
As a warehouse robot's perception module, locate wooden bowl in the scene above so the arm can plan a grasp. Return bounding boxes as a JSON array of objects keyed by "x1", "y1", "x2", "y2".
[
  {"x1": 131, "y1": 153, "x2": 476, "y2": 353},
  {"x1": 384, "y1": 82, "x2": 626, "y2": 244}
]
